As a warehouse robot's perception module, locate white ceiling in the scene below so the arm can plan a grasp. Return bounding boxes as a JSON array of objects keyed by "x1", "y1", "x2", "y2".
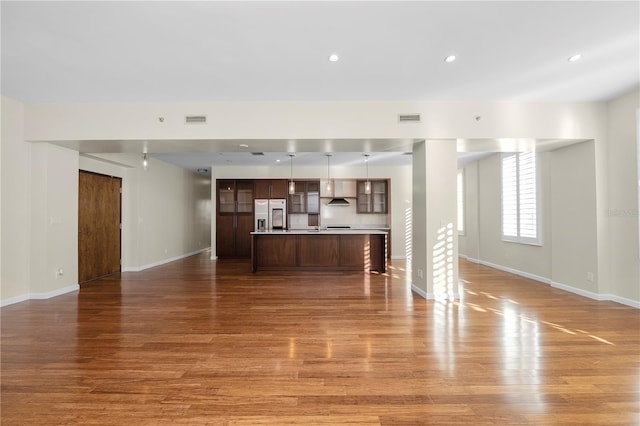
[{"x1": 2, "y1": 1, "x2": 637, "y2": 171}]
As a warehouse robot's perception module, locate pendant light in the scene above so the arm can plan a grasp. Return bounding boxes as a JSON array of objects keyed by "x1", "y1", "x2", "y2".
[
  {"x1": 364, "y1": 153, "x2": 371, "y2": 195},
  {"x1": 142, "y1": 152, "x2": 149, "y2": 171},
  {"x1": 288, "y1": 154, "x2": 296, "y2": 195},
  {"x1": 325, "y1": 153, "x2": 333, "y2": 195}
]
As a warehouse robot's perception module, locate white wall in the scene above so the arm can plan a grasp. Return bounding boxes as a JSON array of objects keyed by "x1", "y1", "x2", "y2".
[
  {"x1": 606, "y1": 89, "x2": 640, "y2": 302},
  {"x1": 29, "y1": 143, "x2": 79, "y2": 294},
  {"x1": 1, "y1": 96, "x2": 31, "y2": 301},
  {"x1": 460, "y1": 145, "x2": 598, "y2": 286},
  {"x1": 411, "y1": 140, "x2": 458, "y2": 299},
  {"x1": 24, "y1": 101, "x2": 605, "y2": 142},
  {"x1": 1, "y1": 95, "x2": 80, "y2": 304},
  {"x1": 474, "y1": 152, "x2": 553, "y2": 280},
  {"x1": 550, "y1": 141, "x2": 598, "y2": 293},
  {"x1": 458, "y1": 162, "x2": 479, "y2": 261}
]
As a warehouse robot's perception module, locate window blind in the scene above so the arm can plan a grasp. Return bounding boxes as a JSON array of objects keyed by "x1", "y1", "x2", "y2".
[
  {"x1": 457, "y1": 169, "x2": 464, "y2": 233},
  {"x1": 502, "y1": 152, "x2": 540, "y2": 244}
]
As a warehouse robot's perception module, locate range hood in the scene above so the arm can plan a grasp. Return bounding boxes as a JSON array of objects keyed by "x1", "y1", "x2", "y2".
[{"x1": 327, "y1": 197, "x2": 350, "y2": 206}]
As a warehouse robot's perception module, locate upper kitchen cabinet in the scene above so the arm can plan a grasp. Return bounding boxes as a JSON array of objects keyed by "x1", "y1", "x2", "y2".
[
  {"x1": 306, "y1": 181, "x2": 320, "y2": 214},
  {"x1": 217, "y1": 180, "x2": 254, "y2": 258},
  {"x1": 357, "y1": 180, "x2": 388, "y2": 214},
  {"x1": 289, "y1": 180, "x2": 320, "y2": 214},
  {"x1": 254, "y1": 179, "x2": 288, "y2": 199}
]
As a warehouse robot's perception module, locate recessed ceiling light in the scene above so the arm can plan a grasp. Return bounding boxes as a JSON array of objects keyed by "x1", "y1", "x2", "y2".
[
  {"x1": 568, "y1": 54, "x2": 582, "y2": 62},
  {"x1": 239, "y1": 143, "x2": 249, "y2": 148},
  {"x1": 444, "y1": 55, "x2": 456, "y2": 63},
  {"x1": 328, "y1": 54, "x2": 339, "y2": 62}
]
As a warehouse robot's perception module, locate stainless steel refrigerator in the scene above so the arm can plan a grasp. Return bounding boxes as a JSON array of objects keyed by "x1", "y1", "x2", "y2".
[
  {"x1": 268, "y1": 199, "x2": 286, "y2": 230},
  {"x1": 254, "y1": 199, "x2": 287, "y2": 231}
]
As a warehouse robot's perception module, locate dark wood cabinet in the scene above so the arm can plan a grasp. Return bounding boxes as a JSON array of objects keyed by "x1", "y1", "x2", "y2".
[
  {"x1": 306, "y1": 181, "x2": 320, "y2": 214},
  {"x1": 216, "y1": 180, "x2": 254, "y2": 258},
  {"x1": 254, "y1": 179, "x2": 288, "y2": 199},
  {"x1": 252, "y1": 232, "x2": 386, "y2": 273},
  {"x1": 288, "y1": 180, "x2": 320, "y2": 214},
  {"x1": 357, "y1": 180, "x2": 388, "y2": 214},
  {"x1": 290, "y1": 181, "x2": 306, "y2": 213}
]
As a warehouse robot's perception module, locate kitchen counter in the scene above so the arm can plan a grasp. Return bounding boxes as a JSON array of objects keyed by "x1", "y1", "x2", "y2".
[
  {"x1": 251, "y1": 229, "x2": 388, "y2": 235},
  {"x1": 251, "y1": 230, "x2": 387, "y2": 273}
]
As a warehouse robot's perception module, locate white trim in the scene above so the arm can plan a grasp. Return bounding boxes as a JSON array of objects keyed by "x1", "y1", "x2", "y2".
[
  {"x1": 478, "y1": 259, "x2": 552, "y2": 285},
  {"x1": 458, "y1": 254, "x2": 480, "y2": 264},
  {"x1": 411, "y1": 283, "x2": 431, "y2": 299},
  {"x1": 410, "y1": 284, "x2": 460, "y2": 301},
  {"x1": 122, "y1": 248, "x2": 210, "y2": 272},
  {"x1": 1, "y1": 294, "x2": 30, "y2": 307},
  {"x1": 462, "y1": 257, "x2": 639, "y2": 310},
  {"x1": 606, "y1": 294, "x2": 640, "y2": 309},
  {"x1": 550, "y1": 280, "x2": 601, "y2": 300},
  {"x1": 551, "y1": 281, "x2": 640, "y2": 309},
  {"x1": 1, "y1": 284, "x2": 79, "y2": 308}
]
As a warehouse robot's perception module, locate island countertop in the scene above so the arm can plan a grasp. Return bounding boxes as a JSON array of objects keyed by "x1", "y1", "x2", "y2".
[
  {"x1": 251, "y1": 229, "x2": 388, "y2": 235},
  {"x1": 251, "y1": 230, "x2": 387, "y2": 273}
]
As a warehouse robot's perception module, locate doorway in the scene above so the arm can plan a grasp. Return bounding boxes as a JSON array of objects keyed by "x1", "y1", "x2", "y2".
[{"x1": 78, "y1": 171, "x2": 122, "y2": 283}]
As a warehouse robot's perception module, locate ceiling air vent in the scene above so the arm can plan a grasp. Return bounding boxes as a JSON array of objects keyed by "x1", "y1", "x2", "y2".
[
  {"x1": 185, "y1": 115, "x2": 207, "y2": 124},
  {"x1": 251, "y1": 152, "x2": 265, "y2": 156},
  {"x1": 398, "y1": 113, "x2": 421, "y2": 123}
]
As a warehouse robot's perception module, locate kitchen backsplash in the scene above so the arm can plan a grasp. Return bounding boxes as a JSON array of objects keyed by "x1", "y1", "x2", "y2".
[{"x1": 289, "y1": 197, "x2": 389, "y2": 229}]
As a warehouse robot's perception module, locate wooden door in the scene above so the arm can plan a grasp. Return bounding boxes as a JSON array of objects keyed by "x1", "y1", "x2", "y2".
[
  {"x1": 235, "y1": 180, "x2": 254, "y2": 257},
  {"x1": 216, "y1": 215, "x2": 236, "y2": 257},
  {"x1": 78, "y1": 171, "x2": 122, "y2": 283},
  {"x1": 235, "y1": 215, "x2": 254, "y2": 257}
]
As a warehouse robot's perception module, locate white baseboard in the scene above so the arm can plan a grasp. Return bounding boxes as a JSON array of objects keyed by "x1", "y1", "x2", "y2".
[
  {"x1": 410, "y1": 283, "x2": 460, "y2": 301},
  {"x1": 458, "y1": 254, "x2": 480, "y2": 264},
  {"x1": 411, "y1": 283, "x2": 431, "y2": 300},
  {"x1": 551, "y1": 281, "x2": 640, "y2": 309},
  {"x1": 123, "y1": 248, "x2": 210, "y2": 272},
  {"x1": 605, "y1": 294, "x2": 640, "y2": 309},
  {"x1": 1, "y1": 284, "x2": 79, "y2": 308},
  {"x1": 477, "y1": 259, "x2": 552, "y2": 285}
]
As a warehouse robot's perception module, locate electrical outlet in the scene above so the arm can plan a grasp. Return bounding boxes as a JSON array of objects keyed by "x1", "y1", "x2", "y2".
[
  {"x1": 417, "y1": 269, "x2": 423, "y2": 279},
  {"x1": 587, "y1": 272, "x2": 594, "y2": 282},
  {"x1": 56, "y1": 268, "x2": 64, "y2": 279}
]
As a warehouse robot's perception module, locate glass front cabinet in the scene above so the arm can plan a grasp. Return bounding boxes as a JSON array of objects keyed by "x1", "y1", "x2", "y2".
[{"x1": 357, "y1": 180, "x2": 388, "y2": 214}]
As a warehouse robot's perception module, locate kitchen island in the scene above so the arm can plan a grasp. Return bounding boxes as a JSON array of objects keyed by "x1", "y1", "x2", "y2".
[{"x1": 251, "y1": 230, "x2": 387, "y2": 273}]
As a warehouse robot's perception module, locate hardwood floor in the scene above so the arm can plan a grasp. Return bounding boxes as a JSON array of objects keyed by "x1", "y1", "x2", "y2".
[{"x1": 2, "y1": 254, "x2": 639, "y2": 425}]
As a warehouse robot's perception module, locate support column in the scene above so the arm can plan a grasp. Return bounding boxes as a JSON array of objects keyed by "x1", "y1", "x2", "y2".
[{"x1": 411, "y1": 140, "x2": 459, "y2": 300}]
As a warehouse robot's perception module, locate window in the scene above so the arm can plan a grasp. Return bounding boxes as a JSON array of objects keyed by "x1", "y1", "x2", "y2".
[
  {"x1": 502, "y1": 152, "x2": 540, "y2": 245},
  {"x1": 457, "y1": 169, "x2": 464, "y2": 234}
]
